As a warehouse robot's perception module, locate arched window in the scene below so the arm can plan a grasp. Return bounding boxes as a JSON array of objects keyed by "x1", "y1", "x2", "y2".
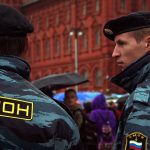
[
  {"x1": 81, "y1": 70, "x2": 89, "y2": 88},
  {"x1": 121, "y1": 0, "x2": 126, "y2": 10},
  {"x1": 95, "y1": 0, "x2": 100, "y2": 13},
  {"x1": 82, "y1": 32, "x2": 87, "y2": 49},
  {"x1": 66, "y1": 8, "x2": 71, "y2": 23},
  {"x1": 83, "y1": 70, "x2": 88, "y2": 79},
  {"x1": 131, "y1": 0, "x2": 138, "y2": 11},
  {"x1": 94, "y1": 68, "x2": 102, "y2": 87},
  {"x1": 44, "y1": 38, "x2": 50, "y2": 59},
  {"x1": 46, "y1": 15, "x2": 49, "y2": 28},
  {"x1": 35, "y1": 40, "x2": 40, "y2": 61},
  {"x1": 67, "y1": 36, "x2": 72, "y2": 55},
  {"x1": 82, "y1": 1, "x2": 86, "y2": 16},
  {"x1": 92, "y1": 25, "x2": 101, "y2": 49},
  {"x1": 55, "y1": 12, "x2": 59, "y2": 25},
  {"x1": 142, "y1": 0, "x2": 147, "y2": 11},
  {"x1": 37, "y1": 16, "x2": 42, "y2": 31},
  {"x1": 55, "y1": 38, "x2": 61, "y2": 57},
  {"x1": 95, "y1": 30, "x2": 100, "y2": 46}
]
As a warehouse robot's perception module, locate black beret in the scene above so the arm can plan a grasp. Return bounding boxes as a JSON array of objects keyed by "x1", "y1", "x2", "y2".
[
  {"x1": 103, "y1": 11, "x2": 150, "y2": 41},
  {"x1": 0, "y1": 4, "x2": 34, "y2": 37}
]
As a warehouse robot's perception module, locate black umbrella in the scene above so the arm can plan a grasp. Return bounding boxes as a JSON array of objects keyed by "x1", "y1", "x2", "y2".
[{"x1": 32, "y1": 72, "x2": 89, "y2": 90}]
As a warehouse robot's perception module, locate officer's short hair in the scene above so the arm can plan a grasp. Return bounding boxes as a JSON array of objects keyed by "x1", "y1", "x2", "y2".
[
  {"x1": 0, "y1": 4, "x2": 33, "y2": 56},
  {"x1": 103, "y1": 11, "x2": 150, "y2": 41},
  {"x1": 129, "y1": 28, "x2": 150, "y2": 43},
  {"x1": 0, "y1": 36, "x2": 28, "y2": 56}
]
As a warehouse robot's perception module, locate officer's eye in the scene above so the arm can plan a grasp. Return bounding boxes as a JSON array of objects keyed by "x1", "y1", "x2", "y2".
[{"x1": 116, "y1": 40, "x2": 127, "y2": 46}]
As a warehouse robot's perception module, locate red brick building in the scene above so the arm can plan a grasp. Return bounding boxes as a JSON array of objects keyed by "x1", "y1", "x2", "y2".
[{"x1": 0, "y1": 0, "x2": 150, "y2": 93}]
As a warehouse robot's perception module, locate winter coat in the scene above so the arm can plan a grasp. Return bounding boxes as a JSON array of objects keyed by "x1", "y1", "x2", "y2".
[
  {"x1": 0, "y1": 56, "x2": 80, "y2": 150},
  {"x1": 89, "y1": 94, "x2": 117, "y2": 142},
  {"x1": 111, "y1": 52, "x2": 150, "y2": 150}
]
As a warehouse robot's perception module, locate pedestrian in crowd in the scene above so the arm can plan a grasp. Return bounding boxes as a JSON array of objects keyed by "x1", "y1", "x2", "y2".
[
  {"x1": 64, "y1": 89, "x2": 83, "y2": 128},
  {"x1": 82, "y1": 102, "x2": 99, "y2": 150},
  {"x1": 83, "y1": 102, "x2": 92, "y2": 119},
  {"x1": 107, "y1": 101, "x2": 118, "y2": 121},
  {"x1": 115, "y1": 95, "x2": 128, "y2": 123},
  {"x1": 103, "y1": 11, "x2": 150, "y2": 150},
  {"x1": 64, "y1": 89, "x2": 98, "y2": 150},
  {"x1": 40, "y1": 86, "x2": 74, "y2": 119},
  {"x1": 79, "y1": 110, "x2": 98, "y2": 150},
  {"x1": 0, "y1": 4, "x2": 80, "y2": 150},
  {"x1": 89, "y1": 94, "x2": 117, "y2": 150}
]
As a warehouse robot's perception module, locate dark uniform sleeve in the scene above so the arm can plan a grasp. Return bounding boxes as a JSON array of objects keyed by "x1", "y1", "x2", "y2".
[{"x1": 121, "y1": 87, "x2": 150, "y2": 150}]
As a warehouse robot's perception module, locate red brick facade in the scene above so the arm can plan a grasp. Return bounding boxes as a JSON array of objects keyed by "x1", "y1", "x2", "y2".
[
  {"x1": 0, "y1": 0, "x2": 23, "y2": 9},
  {"x1": 1, "y1": 0, "x2": 150, "y2": 93}
]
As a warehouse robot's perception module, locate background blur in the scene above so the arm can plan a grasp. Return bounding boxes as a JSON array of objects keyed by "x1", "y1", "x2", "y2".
[{"x1": 0, "y1": 0, "x2": 149, "y2": 94}]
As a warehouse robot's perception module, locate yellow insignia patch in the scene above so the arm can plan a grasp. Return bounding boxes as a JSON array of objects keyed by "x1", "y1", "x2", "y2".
[
  {"x1": 104, "y1": 28, "x2": 113, "y2": 35},
  {"x1": 0, "y1": 96, "x2": 33, "y2": 120},
  {"x1": 125, "y1": 132, "x2": 148, "y2": 150}
]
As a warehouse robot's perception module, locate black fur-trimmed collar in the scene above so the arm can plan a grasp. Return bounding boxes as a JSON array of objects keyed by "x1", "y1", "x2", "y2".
[{"x1": 111, "y1": 52, "x2": 150, "y2": 93}]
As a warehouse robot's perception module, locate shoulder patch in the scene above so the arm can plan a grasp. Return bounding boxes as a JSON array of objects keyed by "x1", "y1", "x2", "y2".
[
  {"x1": 125, "y1": 132, "x2": 148, "y2": 150},
  {"x1": 0, "y1": 96, "x2": 33, "y2": 120}
]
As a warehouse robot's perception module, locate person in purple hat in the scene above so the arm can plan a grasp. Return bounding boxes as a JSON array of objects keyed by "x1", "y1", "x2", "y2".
[{"x1": 89, "y1": 94, "x2": 117, "y2": 150}]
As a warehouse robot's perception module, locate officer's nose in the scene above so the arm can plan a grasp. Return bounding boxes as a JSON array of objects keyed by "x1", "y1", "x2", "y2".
[{"x1": 112, "y1": 45, "x2": 120, "y2": 58}]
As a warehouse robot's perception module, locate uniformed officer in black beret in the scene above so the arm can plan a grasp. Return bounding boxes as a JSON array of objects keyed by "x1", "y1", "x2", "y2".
[
  {"x1": 103, "y1": 12, "x2": 150, "y2": 150},
  {"x1": 0, "y1": 4, "x2": 81, "y2": 150}
]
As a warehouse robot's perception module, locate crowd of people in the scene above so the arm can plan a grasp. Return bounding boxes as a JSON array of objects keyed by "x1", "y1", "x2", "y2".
[{"x1": 63, "y1": 88, "x2": 126, "y2": 150}]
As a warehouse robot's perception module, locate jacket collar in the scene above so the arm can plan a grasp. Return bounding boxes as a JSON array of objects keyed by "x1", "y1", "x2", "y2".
[
  {"x1": 0, "y1": 55, "x2": 30, "y2": 80},
  {"x1": 111, "y1": 52, "x2": 150, "y2": 93}
]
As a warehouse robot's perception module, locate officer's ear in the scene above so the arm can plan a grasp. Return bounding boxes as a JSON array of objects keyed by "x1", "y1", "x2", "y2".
[{"x1": 144, "y1": 36, "x2": 150, "y2": 52}]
